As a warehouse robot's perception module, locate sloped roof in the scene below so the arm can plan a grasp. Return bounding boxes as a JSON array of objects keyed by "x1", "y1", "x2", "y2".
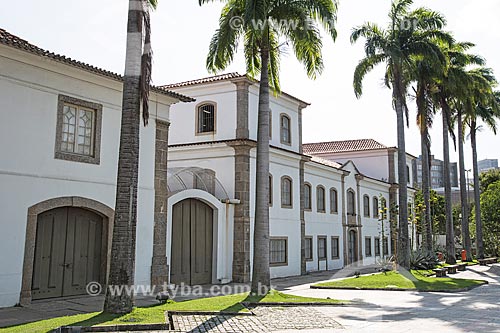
[
  {"x1": 161, "y1": 72, "x2": 247, "y2": 89},
  {"x1": 0, "y1": 28, "x2": 194, "y2": 102},
  {"x1": 310, "y1": 156, "x2": 342, "y2": 169},
  {"x1": 161, "y1": 72, "x2": 310, "y2": 106},
  {"x1": 303, "y1": 139, "x2": 388, "y2": 154}
]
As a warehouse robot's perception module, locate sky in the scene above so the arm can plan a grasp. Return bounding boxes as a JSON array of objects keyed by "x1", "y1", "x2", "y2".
[{"x1": 1, "y1": 0, "x2": 499, "y2": 169}]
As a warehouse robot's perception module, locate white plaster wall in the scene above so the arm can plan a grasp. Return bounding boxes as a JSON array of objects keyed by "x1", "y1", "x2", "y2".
[
  {"x1": 248, "y1": 85, "x2": 301, "y2": 153},
  {"x1": 317, "y1": 150, "x2": 390, "y2": 182},
  {"x1": 266, "y1": 150, "x2": 302, "y2": 278},
  {"x1": 168, "y1": 83, "x2": 237, "y2": 145},
  {"x1": 304, "y1": 162, "x2": 345, "y2": 272},
  {"x1": 0, "y1": 47, "x2": 172, "y2": 307},
  {"x1": 167, "y1": 145, "x2": 236, "y2": 198},
  {"x1": 357, "y1": 179, "x2": 391, "y2": 265}
]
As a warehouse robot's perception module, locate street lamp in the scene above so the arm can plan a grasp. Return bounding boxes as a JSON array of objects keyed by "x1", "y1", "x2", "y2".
[{"x1": 465, "y1": 169, "x2": 471, "y2": 205}]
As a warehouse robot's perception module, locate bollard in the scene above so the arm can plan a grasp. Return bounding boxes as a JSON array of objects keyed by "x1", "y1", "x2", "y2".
[{"x1": 461, "y1": 249, "x2": 467, "y2": 261}]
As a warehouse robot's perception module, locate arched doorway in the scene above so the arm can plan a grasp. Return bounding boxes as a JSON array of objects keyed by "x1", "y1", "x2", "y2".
[
  {"x1": 348, "y1": 230, "x2": 358, "y2": 265},
  {"x1": 170, "y1": 199, "x2": 214, "y2": 285},
  {"x1": 20, "y1": 196, "x2": 113, "y2": 305},
  {"x1": 31, "y1": 207, "x2": 104, "y2": 300}
]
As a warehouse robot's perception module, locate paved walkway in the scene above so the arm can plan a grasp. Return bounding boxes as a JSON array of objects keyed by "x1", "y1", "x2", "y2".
[
  {"x1": 171, "y1": 306, "x2": 342, "y2": 332},
  {"x1": 279, "y1": 264, "x2": 500, "y2": 332}
]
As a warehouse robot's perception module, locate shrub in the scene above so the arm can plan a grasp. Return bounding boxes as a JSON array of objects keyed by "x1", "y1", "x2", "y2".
[{"x1": 410, "y1": 249, "x2": 440, "y2": 270}]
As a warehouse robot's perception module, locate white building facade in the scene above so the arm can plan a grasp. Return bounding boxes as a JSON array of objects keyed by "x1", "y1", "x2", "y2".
[
  {"x1": 0, "y1": 29, "x2": 191, "y2": 307},
  {"x1": 0, "y1": 28, "x2": 416, "y2": 308}
]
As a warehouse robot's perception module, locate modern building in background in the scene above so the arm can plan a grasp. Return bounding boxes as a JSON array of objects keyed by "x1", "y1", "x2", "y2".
[
  {"x1": 413, "y1": 155, "x2": 458, "y2": 189},
  {"x1": 478, "y1": 159, "x2": 498, "y2": 173}
]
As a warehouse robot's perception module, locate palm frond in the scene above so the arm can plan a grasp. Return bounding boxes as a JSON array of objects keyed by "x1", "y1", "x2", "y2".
[
  {"x1": 206, "y1": 1, "x2": 245, "y2": 73},
  {"x1": 353, "y1": 53, "x2": 387, "y2": 98}
]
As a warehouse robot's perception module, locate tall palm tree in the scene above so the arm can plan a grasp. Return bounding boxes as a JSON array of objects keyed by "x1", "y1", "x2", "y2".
[
  {"x1": 454, "y1": 67, "x2": 494, "y2": 261},
  {"x1": 200, "y1": 0, "x2": 337, "y2": 294},
  {"x1": 104, "y1": 0, "x2": 157, "y2": 314},
  {"x1": 412, "y1": 53, "x2": 444, "y2": 254},
  {"x1": 464, "y1": 72, "x2": 498, "y2": 259},
  {"x1": 433, "y1": 41, "x2": 483, "y2": 264},
  {"x1": 351, "y1": 0, "x2": 448, "y2": 268}
]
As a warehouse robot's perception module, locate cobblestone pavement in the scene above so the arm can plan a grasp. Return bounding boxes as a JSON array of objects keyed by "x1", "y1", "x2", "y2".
[{"x1": 171, "y1": 306, "x2": 342, "y2": 332}]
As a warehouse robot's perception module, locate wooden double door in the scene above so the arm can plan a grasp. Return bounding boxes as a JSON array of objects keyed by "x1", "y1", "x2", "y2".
[
  {"x1": 170, "y1": 199, "x2": 213, "y2": 285},
  {"x1": 32, "y1": 207, "x2": 104, "y2": 300}
]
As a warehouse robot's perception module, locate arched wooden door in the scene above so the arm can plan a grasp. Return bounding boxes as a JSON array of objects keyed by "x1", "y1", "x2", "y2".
[
  {"x1": 170, "y1": 199, "x2": 213, "y2": 285},
  {"x1": 31, "y1": 207, "x2": 104, "y2": 300}
]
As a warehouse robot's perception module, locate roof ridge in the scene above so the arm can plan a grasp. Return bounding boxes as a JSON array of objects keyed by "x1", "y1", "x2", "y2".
[
  {"x1": 0, "y1": 27, "x2": 194, "y2": 102},
  {"x1": 160, "y1": 72, "x2": 247, "y2": 89}
]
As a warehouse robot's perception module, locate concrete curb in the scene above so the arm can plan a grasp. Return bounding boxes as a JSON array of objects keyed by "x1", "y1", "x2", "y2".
[
  {"x1": 55, "y1": 323, "x2": 169, "y2": 332},
  {"x1": 310, "y1": 280, "x2": 489, "y2": 293},
  {"x1": 242, "y1": 301, "x2": 353, "y2": 307}
]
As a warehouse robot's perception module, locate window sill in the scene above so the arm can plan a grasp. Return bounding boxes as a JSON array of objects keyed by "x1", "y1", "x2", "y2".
[
  {"x1": 270, "y1": 262, "x2": 288, "y2": 267},
  {"x1": 54, "y1": 151, "x2": 100, "y2": 165}
]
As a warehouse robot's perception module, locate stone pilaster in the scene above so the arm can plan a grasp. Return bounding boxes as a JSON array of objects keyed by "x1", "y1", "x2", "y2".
[
  {"x1": 355, "y1": 174, "x2": 363, "y2": 262},
  {"x1": 151, "y1": 119, "x2": 170, "y2": 289},
  {"x1": 228, "y1": 140, "x2": 256, "y2": 282},
  {"x1": 299, "y1": 157, "x2": 309, "y2": 275},
  {"x1": 233, "y1": 81, "x2": 250, "y2": 139}
]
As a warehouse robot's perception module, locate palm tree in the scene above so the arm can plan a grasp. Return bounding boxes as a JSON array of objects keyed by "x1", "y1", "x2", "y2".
[
  {"x1": 200, "y1": 0, "x2": 337, "y2": 294},
  {"x1": 104, "y1": 0, "x2": 157, "y2": 314},
  {"x1": 464, "y1": 72, "x2": 498, "y2": 259},
  {"x1": 351, "y1": 0, "x2": 448, "y2": 268},
  {"x1": 412, "y1": 53, "x2": 444, "y2": 254},
  {"x1": 454, "y1": 67, "x2": 494, "y2": 261},
  {"x1": 433, "y1": 41, "x2": 484, "y2": 264}
]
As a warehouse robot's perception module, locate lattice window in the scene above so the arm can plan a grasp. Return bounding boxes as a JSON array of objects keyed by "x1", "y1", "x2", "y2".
[
  {"x1": 280, "y1": 114, "x2": 291, "y2": 144},
  {"x1": 270, "y1": 238, "x2": 287, "y2": 265},
  {"x1": 55, "y1": 95, "x2": 101, "y2": 164},
  {"x1": 281, "y1": 176, "x2": 292, "y2": 207},
  {"x1": 305, "y1": 237, "x2": 313, "y2": 260},
  {"x1": 331, "y1": 237, "x2": 339, "y2": 259},
  {"x1": 61, "y1": 104, "x2": 95, "y2": 156},
  {"x1": 304, "y1": 183, "x2": 312, "y2": 210},
  {"x1": 330, "y1": 188, "x2": 338, "y2": 213},
  {"x1": 197, "y1": 103, "x2": 215, "y2": 133}
]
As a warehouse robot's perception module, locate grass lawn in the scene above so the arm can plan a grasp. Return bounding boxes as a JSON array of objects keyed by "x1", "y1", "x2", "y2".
[
  {"x1": 0, "y1": 290, "x2": 345, "y2": 333},
  {"x1": 312, "y1": 270, "x2": 487, "y2": 291}
]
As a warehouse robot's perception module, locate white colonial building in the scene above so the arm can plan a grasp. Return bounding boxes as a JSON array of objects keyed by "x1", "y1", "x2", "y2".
[
  {"x1": 0, "y1": 28, "x2": 415, "y2": 308},
  {"x1": 165, "y1": 73, "x2": 416, "y2": 283}
]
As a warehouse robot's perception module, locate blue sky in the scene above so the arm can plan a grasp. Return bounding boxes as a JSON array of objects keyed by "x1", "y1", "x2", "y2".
[{"x1": 2, "y1": 0, "x2": 499, "y2": 168}]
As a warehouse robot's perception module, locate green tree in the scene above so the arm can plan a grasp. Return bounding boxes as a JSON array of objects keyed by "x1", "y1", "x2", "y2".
[
  {"x1": 411, "y1": 36, "x2": 451, "y2": 254},
  {"x1": 104, "y1": 0, "x2": 158, "y2": 314},
  {"x1": 433, "y1": 41, "x2": 485, "y2": 263},
  {"x1": 414, "y1": 190, "x2": 446, "y2": 237},
  {"x1": 472, "y1": 181, "x2": 500, "y2": 257},
  {"x1": 479, "y1": 168, "x2": 500, "y2": 192},
  {"x1": 465, "y1": 88, "x2": 499, "y2": 258},
  {"x1": 200, "y1": 0, "x2": 338, "y2": 294},
  {"x1": 454, "y1": 67, "x2": 495, "y2": 260},
  {"x1": 351, "y1": 0, "x2": 447, "y2": 268}
]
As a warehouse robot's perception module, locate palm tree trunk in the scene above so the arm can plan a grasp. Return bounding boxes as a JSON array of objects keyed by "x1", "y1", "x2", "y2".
[
  {"x1": 420, "y1": 128, "x2": 433, "y2": 254},
  {"x1": 393, "y1": 72, "x2": 410, "y2": 269},
  {"x1": 441, "y1": 99, "x2": 456, "y2": 264},
  {"x1": 104, "y1": 0, "x2": 144, "y2": 314},
  {"x1": 457, "y1": 108, "x2": 473, "y2": 261},
  {"x1": 470, "y1": 124, "x2": 484, "y2": 259},
  {"x1": 251, "y1": 30, "x2": 271, "y2": 295},
  {"x1": 417, "y1": 84, "x2": 432, "y2": 255}
]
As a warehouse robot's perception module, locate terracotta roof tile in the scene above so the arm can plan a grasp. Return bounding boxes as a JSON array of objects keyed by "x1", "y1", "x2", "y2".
[
  {"x1": 161, "y1": 72, "x2": 310, "y2": 106},
  {"x1": 161, "y1": 73, "x2": 247, "y2": 89},
  {"x1": 310, "y1": 156, "x2": 342, "y2": 169},
  {"x1": 0, "y1": 28, "x2": 194, "y2": 102},
  {"x1": 303, "y1": 139, "x2": 388, "y2": 154}
]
